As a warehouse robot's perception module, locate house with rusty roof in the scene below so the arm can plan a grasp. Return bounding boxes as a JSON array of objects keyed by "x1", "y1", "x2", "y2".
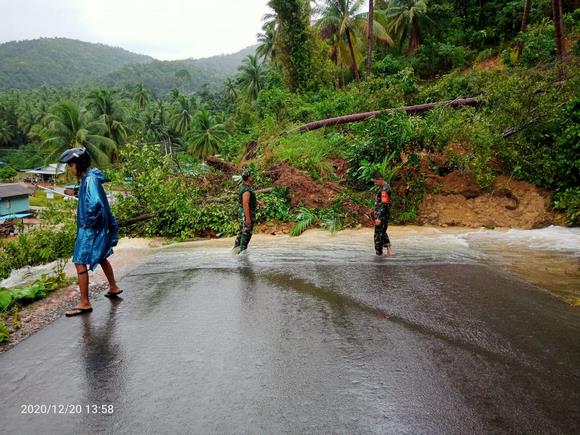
[{"x1": 0, "y1": 183, "x2": 34, "y2": 218}]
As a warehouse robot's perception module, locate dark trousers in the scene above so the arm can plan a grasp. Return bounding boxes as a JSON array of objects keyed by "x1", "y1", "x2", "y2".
[
  {"x1": 374, "y1": 218, "x2": 391, "y2": 254},
  {"x1": 234, "y1": 221, "x2": 254, "y2": 252}
]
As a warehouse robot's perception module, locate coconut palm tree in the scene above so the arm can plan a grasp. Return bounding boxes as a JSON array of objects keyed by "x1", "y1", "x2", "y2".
[
  {"x1": 318, "y1": 0, "x2": 392, "y2": 83},
  {"x1": 42, "y1": 101, "x2": 116, "y2": 166},
  {"x1": 223, "y1": 78, "x2": 238, "y2": 103},
  {"x1": 132, "y1": 83, "x2": 151, "y2": 110},
  {"x1": 86, "y1": 89, "x2": 128, "y2": 147},
  {"x1": 384, "y1": 0, "x2": 429, "y2": 53},
  {"x1": 187, "y1": 109, "x2": 226, "y2": 160},
  {"x1": 172, "y1": 96, "x2": 196, "y2": 136},
  {"x1": 237, "y1": 54, "x2": 265, "y2": 100},
  {"x1": 0, "y1": 119, "x2": 14, "y2": 145},
  {"x1": 256, "y1": 13, "x2": 278, "y2": 62}
]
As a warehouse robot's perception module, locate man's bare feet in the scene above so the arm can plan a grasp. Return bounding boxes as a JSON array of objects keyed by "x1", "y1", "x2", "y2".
[
  {"x1": 386, "y1": 247, "x2": 394, "y2": 256},
  {"x1": 65, "y1": 304, "x2": 93, "y2": 317}
]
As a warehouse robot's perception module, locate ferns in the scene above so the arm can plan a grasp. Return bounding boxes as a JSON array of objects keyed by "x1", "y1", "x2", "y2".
[
  {"x1": 290, "y1": 206, "x2": 344, "y2": 237},
  {"x1": 290, "y1": 208, "x2": 316, "y2": 237}
]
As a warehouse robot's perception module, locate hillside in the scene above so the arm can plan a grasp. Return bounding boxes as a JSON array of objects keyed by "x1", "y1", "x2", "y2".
[
  {"x1": 0, "y1": 38, "x2": 256, "y2": 94},
  {"x1": 0, "y1": 38, "x2": 153, "y2": 90},
  {"x1": 96, "y1": 46, "x2": 257, "y2": 94}
]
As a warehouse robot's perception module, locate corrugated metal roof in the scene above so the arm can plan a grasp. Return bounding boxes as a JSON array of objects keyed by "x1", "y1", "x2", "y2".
[{"x1": 0, "y1": 183, "x2": 34, "y2": 198}]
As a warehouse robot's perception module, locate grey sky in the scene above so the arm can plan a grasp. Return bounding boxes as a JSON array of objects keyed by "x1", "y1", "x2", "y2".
[{"x1": 0, "y1": 0, "x2": 271, "y2": 60}]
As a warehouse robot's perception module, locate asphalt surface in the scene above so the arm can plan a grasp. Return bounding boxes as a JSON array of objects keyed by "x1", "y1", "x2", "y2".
[{"x1": 1, "y1": 233, "x2": 579, "y2": 434}]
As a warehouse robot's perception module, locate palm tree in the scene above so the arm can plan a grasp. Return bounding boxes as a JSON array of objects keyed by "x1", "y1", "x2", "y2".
[
  {"x1": 187, "y1": 109, "x2": 226, "y2": 160},
  {"x1": 172, "y1": 96, "x2": 195, "y2": 135},
  {"x1": 237, "y1": 54, "x2": 265, "y2": 100},
  {"x1": 384, "y1": 0, "x2": 429, "y2": 53},
  {"x1": 86, "y1": 89, "x2": 128, "y2": 147},
  {"x1": 132, "y1": 83, "x2": 150, "y2": 110},
  {"x1": 256, "y1": 13, "x2": 278, "y2": 62},
  {"x1": 367, "y1": 0, "x2": 375, "y2": 76},
  {"x1": 0, "y1": 119, "x2": 14, "y2": 145},
  {"x1": 318, "y1": 0, "x2": 392, "y2": 83},
  {"x1": 223, "y1": 78, "x2": 238, "y2": 103},
  {"x1": 42, "y1": 101, "x2": 116, "y2": 166}
]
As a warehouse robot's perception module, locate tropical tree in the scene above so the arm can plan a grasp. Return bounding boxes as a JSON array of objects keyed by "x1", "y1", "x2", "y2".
[
  {"x1": 187, "y1": 109, "x2": 226, "y2": 160},
  {"x1": 172, "y1": 96, "x2": 196, "y2": 135},
  {"x1": 42, "y1": 101, "x2": 116, "y2": 165},
  {"x1": 551, "y1": 0, "x2": 565, "y2": 65},
  {"x1": 132, "y1": 83, "x2": 151, "y2": 110},
  {"x1": 318, "y1": 0, "x2": 392, "y2": 83},
  {"x1": 384, "y1": 0, "x2": 429, "y2": 53},
  {"x1": 237, "y1": 54, "x2": 265, "y2": 100},
  {"x1": 269, "y1": 0, "x2": 320, "y2": 91},
  {"x1": 257, "y1": 13, "x2": 278, "y2": 62},
  {"x1": 0, "y1": 119, "x2": 14, "y2": 145},
  {"x1": 86, "y1": 89, "x2": 128, "y2": 146},
  {"x1": 515, "y1": 0, "x2": 532, "y2": 60},
  {"x1": 223, "y1": 78, "x2": 238, "y2": 103},
  {"x1": 367, "y1": 0, "x2": 375, "y2": 76}
]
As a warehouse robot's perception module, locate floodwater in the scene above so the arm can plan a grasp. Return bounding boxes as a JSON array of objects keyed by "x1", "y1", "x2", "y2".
[{"x1": 0, "y1": 226, "x2": 579, "y2": 434}]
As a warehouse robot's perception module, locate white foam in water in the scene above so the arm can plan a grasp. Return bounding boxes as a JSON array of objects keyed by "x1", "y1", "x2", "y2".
[{"x1": 462, "y1": 226, "x2": 580, "y2": 255}]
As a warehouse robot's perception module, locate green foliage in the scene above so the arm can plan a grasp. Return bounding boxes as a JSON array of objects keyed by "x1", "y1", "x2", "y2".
[
  {"x1": 0, "y1": 225, "x2": 76, "y2": 280},
  {"x1": 272, "y1": 131, "x2": 347, "y2": 179},
  {"x1": 0, "y1": 165, "x2": 17, "y2": 182},
  {"x1": 356, "y1": 151, "x2": 403, "y2": 183},
  {"x1": 0, "y1": 322, "x2": 8, "y2": 343},
  {"x1": 518, "y1": 20, "x2": 557, "y2": 67},
  {"x1": 269, "y1": 0, "x2": 320, "y2": 91},
  {"x1": 553, "y1": 188, "x2": 580, "y2": 226},
  {"x1": 0, "y1": 291, "x2": 12, "y2": 311},
  {"x1": 290, "y1": 203, "x2": 345, "y2": 236},
  {"x1": 256, "y1": 187, "x2": 293, "y2": 222}
]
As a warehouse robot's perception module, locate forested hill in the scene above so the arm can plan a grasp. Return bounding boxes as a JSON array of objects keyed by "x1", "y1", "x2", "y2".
[
  {"x1": 0, "y1": 38, "x2": 256, "y2": 93},
  {"x1": 0, "y1": 38, "x2": 154, "y2": 90},
  {"x1": 96, "y1": 46, "x2": 257, "y2": 95}
]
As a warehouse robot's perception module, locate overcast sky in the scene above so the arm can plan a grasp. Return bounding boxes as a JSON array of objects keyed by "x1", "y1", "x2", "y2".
[{"x1": 0, "y1": 0, "x2": 272, "y2": 60}]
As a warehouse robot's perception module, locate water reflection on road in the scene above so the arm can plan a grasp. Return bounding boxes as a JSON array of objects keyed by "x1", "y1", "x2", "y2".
[{"x1": 0, "y1": 226, "x2": 579, "y2": 434}]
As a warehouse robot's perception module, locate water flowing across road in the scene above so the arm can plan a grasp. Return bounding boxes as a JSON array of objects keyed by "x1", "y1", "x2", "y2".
[{"x1": 0, "y1": 226, "x2": 579, "y2": 434}]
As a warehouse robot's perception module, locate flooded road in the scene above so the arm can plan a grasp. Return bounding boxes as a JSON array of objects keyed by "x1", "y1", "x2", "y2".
[{"x1": 1, "y1": 227, "x2": 579, "y2": 434}]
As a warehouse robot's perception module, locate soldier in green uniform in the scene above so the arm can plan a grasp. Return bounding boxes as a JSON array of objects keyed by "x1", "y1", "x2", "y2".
[
  {"x1": 372, "y1": 172, "x2": 394, "y2": 256},
  {"x1": 233, "y1": 170, "x2": 263, "y2": 254}
]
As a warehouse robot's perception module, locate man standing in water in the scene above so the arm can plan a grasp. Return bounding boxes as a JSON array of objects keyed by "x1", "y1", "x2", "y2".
[
  {"x1": 59, "y1": 148, "x2": 122, "y2": 317},
  {"x1": 373, "y1": 172, "x2": 394, "y2": 256},
  {"x1": 233, "y1": 169, "x2": 263, "y2": 254}
]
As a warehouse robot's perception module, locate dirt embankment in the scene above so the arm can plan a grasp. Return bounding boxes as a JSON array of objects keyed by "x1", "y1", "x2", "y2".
[
  {"x1": 267, "y1": 156, "x2": 563, "y2": 230},
  {"x1": 418, "y1": 172, "x2": 563, "y2": 229}
]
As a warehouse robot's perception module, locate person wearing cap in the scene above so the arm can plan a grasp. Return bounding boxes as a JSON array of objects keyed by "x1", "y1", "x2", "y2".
[
  {"x1": 233, "y1": 170, "x2": 263, "y2": 254},
  {"x1": 372, "y1": 172, "x2": 394, "y2": 256},
  {"x1": 58, "y1": 148, "x2": 122, "y2": 317}
]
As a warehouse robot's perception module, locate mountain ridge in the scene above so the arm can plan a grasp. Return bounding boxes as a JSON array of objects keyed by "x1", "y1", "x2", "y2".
[{"x1": 0, "y1": 37, "x2": 256, "y2": 93}]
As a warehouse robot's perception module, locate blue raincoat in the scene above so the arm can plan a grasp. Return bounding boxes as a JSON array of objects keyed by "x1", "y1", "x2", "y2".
[{"x1": 72, "y1": 168, "x2": 119, "y2": 270}]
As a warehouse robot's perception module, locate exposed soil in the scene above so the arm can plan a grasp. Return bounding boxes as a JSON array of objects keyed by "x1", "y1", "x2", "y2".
[
  {"x1": 270, "y1": 162, "x2": 342, "y2": 208},
  {"x1": 418, "y1": 172, "x2": 564, "y2": 229}
]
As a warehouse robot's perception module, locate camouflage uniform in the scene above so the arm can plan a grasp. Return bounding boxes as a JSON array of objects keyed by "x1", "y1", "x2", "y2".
[
  {"x1": 234, "y1": 184, "x2": 257, "y2": 252},
  {"x1": 374, "y1": 181, "x2": 392, "y2": 255}
]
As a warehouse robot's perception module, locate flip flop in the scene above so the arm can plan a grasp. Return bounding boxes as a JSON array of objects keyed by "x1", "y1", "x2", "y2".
[
  {"x1": 104, "y1": 290, "x2": 123, "y2": 298},
  {"x1": 65, "y1": 307, "x2": 93, "y2": 317}
]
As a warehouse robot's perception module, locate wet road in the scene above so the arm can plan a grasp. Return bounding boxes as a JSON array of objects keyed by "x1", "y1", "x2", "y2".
[{"x1": 1, "y1": 229, "x2": 579, "y2": 434}]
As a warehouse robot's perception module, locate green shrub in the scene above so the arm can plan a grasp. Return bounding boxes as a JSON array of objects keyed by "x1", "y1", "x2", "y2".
[
  {"x1": 0, "y1": 225, "x2": 76, "y2": 280},
  {"x1": 518, "y1": 20, "x2": 556, "y2": 67},
  {"x1": 553, "y1": 188, "x2": 580, "y2": 226},
  {"x1": 0, "y1": 166, "x2": 17, "y2": 182}
]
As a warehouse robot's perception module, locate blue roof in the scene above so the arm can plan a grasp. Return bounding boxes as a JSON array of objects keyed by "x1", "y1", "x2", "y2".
[{"x1": 0, "y1": 213, "x2": 33, "y2": 219}]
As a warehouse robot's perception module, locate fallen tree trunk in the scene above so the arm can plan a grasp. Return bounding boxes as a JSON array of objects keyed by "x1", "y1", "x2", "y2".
[
  {"x1": 119, "y1": 213, "x2": 156, "y2": 227},
  {"x1": 282, "y1": 97, "x2": 480, "y2": 135},
  {"x1": 206, "y1": 156, "x2": 238, "y2": 173}
]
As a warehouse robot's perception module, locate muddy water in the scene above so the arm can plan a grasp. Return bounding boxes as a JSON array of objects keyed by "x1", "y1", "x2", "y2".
[{"x1": 0, "y1": 226, "x2": 579, "y2": 434}]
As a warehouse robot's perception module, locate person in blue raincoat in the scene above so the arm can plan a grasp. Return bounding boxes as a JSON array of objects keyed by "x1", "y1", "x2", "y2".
[{"x1": 59, "y1": 148, "x2": 122, "y2": 317}]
